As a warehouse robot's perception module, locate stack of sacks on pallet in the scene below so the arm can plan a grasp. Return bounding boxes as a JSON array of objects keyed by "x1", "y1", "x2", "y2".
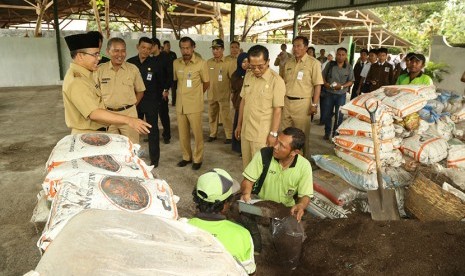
[
  {"x1": 34, "y1": 133, "x2": 178, "y2": 252},
  {"x1": 336, "y1": 92, "x2": 405, "y2": 173}
]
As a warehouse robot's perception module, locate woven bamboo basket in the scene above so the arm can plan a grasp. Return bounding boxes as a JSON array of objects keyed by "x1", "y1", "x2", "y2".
[{"x1": 405, "y1": 171, "x2": 465, "y2": 221}]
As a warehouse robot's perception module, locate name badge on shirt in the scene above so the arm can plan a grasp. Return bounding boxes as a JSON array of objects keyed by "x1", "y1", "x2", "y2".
[
  {"x1": 384, "y1": 67, "x2": 390, "y2": 73},
  {"x1": 218, "y1": 69, "x2": 223, "y2": 82},
  {"x1": 147, "y1": 72, "x2": 153, "y2": 81},
  {"x1": 187, "y1": 72, "x2": 192, "y2": 88},
  {"x1": 297, "y1": 71, "x2": 304, "y2": 80}
]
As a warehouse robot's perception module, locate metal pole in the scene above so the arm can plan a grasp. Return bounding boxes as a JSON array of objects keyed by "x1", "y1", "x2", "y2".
[
  {"x1": 152, "y1": 0, "x2": 156, "y2": 37},
  {"x1": 293, "y1": 10, "x2": 298, "y2": 40},
  {"x1": 53, "y1": 0, "x2": 63, "y2": 80},
  {"x1": 230, "y1": 0, "x2": 236, "y2": 42}
]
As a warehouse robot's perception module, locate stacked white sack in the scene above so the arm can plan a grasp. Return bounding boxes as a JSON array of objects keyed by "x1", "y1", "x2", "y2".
[{"x1": 38, "y1": 173, "x2": 178, "y2": 251}]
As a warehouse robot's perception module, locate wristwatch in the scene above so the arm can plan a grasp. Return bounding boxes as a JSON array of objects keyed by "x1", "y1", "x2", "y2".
[
  {"x1": 312, "y1": 103, "x2": 318, "y2": 107},
  {"x1": 340, "y1": 85, "x2": 344, "y2": 91},
  {"x1": 269, "y1": 131, "x2": 278, "y2": 138}
]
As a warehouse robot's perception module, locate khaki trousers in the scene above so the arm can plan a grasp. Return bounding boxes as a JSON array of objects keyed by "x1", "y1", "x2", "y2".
[
  {"x1": 241, "y1": 139, "x2": 266, "y2": 170},
  {"x1": 177, "y1": 112, "x2": 204, "y2": 163},
  {"x1": 208, "y1": 100, "x2": 232, "y2": 139},
  {"x1": 107, "y1": 105, "x2": 139, "y2": 144},
  {"x1": 282, "y1": 97, "x2": 311, "y2": 156}
]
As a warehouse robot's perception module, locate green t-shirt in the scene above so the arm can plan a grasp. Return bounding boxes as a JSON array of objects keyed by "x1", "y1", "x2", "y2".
[
  {"x1": 243, "y1": 151, "x2": 313, "y2": 207},
  {"x1": 188, "y1": 217, "x2": 256, "y2": 274},
  {"x1": 396, "y1": 73, "x2": 433, "y2": 85}
]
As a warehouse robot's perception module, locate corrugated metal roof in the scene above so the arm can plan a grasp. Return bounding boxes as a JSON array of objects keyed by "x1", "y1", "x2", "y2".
[{"x1": 299, "y1": 0, "x2": 444, "y2": 13}]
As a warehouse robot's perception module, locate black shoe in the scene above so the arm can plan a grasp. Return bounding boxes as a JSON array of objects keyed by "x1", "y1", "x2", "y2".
[
  {"x1": 192, "y1": 162, "x2": 202, "y2": 170},
  {"x1": 151, "y1": 162, "x2": 159, "y2": 168},
  {"x1": 224, "y1": 139, "x2": 232, "y2": 144},
  {"x1": 163, "y1": 139, "x2": 170, "y2": 144},
  {"x1": 177, "y1": 160, "x2": 192, "y2": 167},
  {"x1": 207, "y1": 137, "x2": 217, "y2": 142},
  {"x1": 323, "y1": 134, "x2": 330, "y2": 140}
]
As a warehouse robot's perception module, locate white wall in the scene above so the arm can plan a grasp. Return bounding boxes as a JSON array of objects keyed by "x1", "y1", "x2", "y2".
[
  {"x1": 0, "y1": 35, "x2": 350, "y2": 88},
  {"x1": 0, "y1": 37, "x2": 61, "y2": 87},
  {"x1": 430, "y1": 36, "x2": 465, "y2": 94}
]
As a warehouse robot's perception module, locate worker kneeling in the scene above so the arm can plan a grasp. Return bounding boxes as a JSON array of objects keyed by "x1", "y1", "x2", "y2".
[
  {"x1": 189, "y1": 168, "x2": 256, "y2": 275},
  {"x1": 240, "y1": 127, "x2": 312, "y2": 268}
]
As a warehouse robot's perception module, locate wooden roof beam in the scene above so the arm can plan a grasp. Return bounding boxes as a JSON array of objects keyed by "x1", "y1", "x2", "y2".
[{"x1": 0, "y1": 4, "x2": 35, "y2": 10}]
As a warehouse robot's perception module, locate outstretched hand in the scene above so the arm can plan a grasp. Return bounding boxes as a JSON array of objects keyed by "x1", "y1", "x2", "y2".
[{"x1": 128, "y1": 118, "x2": 151, "y2": 134}]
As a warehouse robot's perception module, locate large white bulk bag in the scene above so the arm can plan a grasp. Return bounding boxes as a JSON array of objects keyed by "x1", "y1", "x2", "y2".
[{"x1": 32, "y1": 209, "x2": 247, "y2": 275}]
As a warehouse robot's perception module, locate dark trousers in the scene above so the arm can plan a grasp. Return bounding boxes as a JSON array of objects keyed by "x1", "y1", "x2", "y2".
[
  {"x1": 350, "y1": 81, "x2": 360, "y2": 100},
  {"x1": 171, "y1": 82, "x2": 177, "y2": 106},
  {"x1": 143, "y1": 105, "x2": 160, "y2": 165},
  {"x1": 232, "y1": 110, "x2": 241, "y2": 153},
  {"x1": 159, "y1": 98, "x2": 171, "y2": 141},
  {"x1": 322, "y1": 93, "x2": 346, "y2": 136},
  {"x1": 137, "y1": 104, "x2": 144, "y2": 120}
]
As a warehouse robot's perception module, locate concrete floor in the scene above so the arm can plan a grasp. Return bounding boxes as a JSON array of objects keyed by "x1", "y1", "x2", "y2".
[{"x1": 0, "y1": 85, "x2": 333, "y2": 275}]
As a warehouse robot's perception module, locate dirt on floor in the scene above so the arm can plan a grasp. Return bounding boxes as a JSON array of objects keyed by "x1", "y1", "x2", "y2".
[{"x1": 1, "y1": 86, "x2": 465, "y2": 276}]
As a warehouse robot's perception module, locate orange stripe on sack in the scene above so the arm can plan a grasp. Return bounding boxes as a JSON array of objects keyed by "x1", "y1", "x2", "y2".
[{"x1": 417, "y1": 137, "x2": 441, "y2": 162}]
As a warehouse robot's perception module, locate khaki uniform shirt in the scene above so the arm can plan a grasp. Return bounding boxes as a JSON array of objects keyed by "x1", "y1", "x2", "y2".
[
  {"x1": 225, "y1": 55, "x2": 238, "y2": 63},
  {"x1": 240, "y1": 69, "x2": 285, "y2": 142},
  {"x1": 94, "y1": 61, "x2": 145, "y2": 108},
  {"x1": 174, "y1": 55, "x2": 209, "y2": 114},
  {"x1": 207, "y1": 56, "x2": 235, "y2": 101},
  {"x1": 62, "y1": 63, "x2": 106, "y2": 131},
  {"x1": 284, "y1": 53, "x2": 324, "y2": 99}
]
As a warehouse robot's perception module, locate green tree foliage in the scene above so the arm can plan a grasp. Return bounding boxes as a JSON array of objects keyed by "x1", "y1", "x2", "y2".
[{"x1": 374, "y1": 0, "x2": 465, "y2": 54}]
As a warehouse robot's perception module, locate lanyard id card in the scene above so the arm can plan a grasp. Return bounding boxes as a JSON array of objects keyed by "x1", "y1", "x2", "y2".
[
  {"x1": 297, "y1": 70, "x2": 304, "y2": 80},
  {"x1": 187, "y1": 72, "x2": 192, "y2": 88},
  {"x1": 147, "y1": 68, "x2": 152, "y2": 81},
  {"x1": 218, "y1": 69, "x2": 223, "y2": 82}
]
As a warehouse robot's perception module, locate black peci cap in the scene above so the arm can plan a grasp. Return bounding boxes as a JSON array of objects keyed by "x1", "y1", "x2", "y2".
[{"x1": 65, "y1": 33, "x2": 100, "y2": 52}]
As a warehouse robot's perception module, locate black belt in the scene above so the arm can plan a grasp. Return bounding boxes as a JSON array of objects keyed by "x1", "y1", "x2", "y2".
[
  {"x1": 97, "y1": 127, "x2": 108, "y2": 131},
  {"x1": 286, "y1": 96, "x2": 305, "y2": 100},
  {"x1": 106, "y1": 104, "x2": 134, "y2": 112}
]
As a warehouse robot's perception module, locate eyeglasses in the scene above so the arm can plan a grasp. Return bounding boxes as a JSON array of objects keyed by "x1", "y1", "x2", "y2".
[
  {"x1": 79, "y1": 51, "x2": 101, "y2": 58},
  {"x1": 249, "y1": 63, "x2": 267, "y2": 70}
]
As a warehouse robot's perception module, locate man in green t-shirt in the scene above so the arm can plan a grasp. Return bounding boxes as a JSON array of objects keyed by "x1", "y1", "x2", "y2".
[
  {"x1": 396, "y1": 53, "x2": 433, "y2": 85},
  {"x1": 189, "y1": 168, "x2": 256, "y2": 275},
  {"x1": 240, "y1": 127, "x2": 313, "y2": 254}
]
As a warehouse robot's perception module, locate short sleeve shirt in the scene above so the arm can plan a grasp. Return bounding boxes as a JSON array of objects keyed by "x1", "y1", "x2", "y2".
[
  {"x1": 173, "y1": 55, "x2": 209, "y2": 114},
  {"x1": 239, "y1": 69, "x2": 285, "y2": 143},
  {"x1": 207, "y1": 57, "x2": 234, "y2": 101},
  {"x1": 396, "y1": 73, "x2": 433, "y2": 85},
  {"x1": 95, "y1": 61, "x2": 145, "y2": 108},
  {"x1": 243, "y1": 150, "x2": 313, "y2": 207},
  {"x1": 62, "y1": 63, "x2": 106, "y2": 132},
  {"x1": 284, "y1": 54, "x2": 324, "y2": 98},
  {"x1": 322, "y1": 62, "x2": 355, "y2": 95}
]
